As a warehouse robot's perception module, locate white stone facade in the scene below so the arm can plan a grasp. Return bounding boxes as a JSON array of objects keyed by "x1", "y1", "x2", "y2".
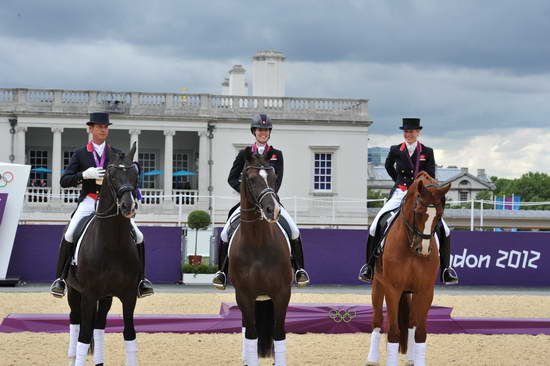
[{"x1": 0, "y1": 88, "x2": 371, "y2": 226}]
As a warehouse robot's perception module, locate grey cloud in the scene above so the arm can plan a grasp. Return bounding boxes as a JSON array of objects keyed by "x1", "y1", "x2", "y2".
[{"x1": 2, "y1": 1, "x2": 550, "y2": 74}]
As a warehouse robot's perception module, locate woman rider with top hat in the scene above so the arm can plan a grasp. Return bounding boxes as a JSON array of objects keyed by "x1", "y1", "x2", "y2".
[
  {"x1": 212, "y1": 113, "x2": 310, "y2": 290},
  {"x1": 358, "y1": 118, "x2": 459, "y2": 285},
  {"x1": 49, "y1": 112, "x2": 154, "y2": 298}
]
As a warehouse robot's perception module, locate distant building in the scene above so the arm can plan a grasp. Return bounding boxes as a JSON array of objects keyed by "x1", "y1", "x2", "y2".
[
  {"x1": 368, "y1": 147, "x2": 389, "y2": 165},
  {"x1": 368, "y1": 164, "x2": 495, "y2": 201}
]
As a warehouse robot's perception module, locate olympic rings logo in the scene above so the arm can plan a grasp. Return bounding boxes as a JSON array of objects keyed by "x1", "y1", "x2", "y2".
[
  {"x1": 328, "y1": 309, "x2": 357, "y2": 323},
  {"x1": 0, "y1": 171, "x2": 15, "y2": 188}
]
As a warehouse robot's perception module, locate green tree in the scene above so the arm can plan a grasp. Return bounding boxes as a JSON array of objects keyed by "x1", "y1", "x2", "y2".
[
  {"x1": 368, "y1": 188, "x2": 388, "y2": 208},
  {"x1": 490, "y1": 172, "x2": 550, "y2": 210},
  {"x1": 187, "y1": 210, "x2": 211, "y2": 256}
]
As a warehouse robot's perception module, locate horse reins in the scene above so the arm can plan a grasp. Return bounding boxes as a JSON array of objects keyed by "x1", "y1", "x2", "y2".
[
  {"x1": 95, "y1": 164, "x2": 138, "y2": 219},
  {"x1": 401, "y1": 185, "x2": 444, "y2": 248},
  {"x1": 241, "y1": 164, "x2": 280, "y2": 222}
]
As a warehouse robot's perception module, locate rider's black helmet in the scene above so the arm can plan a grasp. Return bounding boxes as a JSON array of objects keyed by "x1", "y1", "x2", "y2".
[{"x1": 250, "y1": 114, "x2": 272, "y2": 134}]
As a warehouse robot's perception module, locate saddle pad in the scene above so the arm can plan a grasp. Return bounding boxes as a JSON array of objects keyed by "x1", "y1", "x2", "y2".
[
  {"x1": 71, "y1": 216, "x2": 96, "y2": 266},
  {"x1": 228, "y1": 222, "x2": 291, "y2": 258}
]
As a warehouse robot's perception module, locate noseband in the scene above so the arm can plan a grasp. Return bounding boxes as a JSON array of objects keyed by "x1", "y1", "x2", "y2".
[
  {"x1": 95, "y1": 164, "x2": 138, "y2": 219},
  {"x1": 241, "y1": 164, "x2": 279, "y2": 222},
  {"x1": 402, "y1": 185, "x2": 444, "y2": 249}
]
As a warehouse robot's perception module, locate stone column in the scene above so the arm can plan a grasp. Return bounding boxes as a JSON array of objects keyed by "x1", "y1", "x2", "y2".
[
  {"x1": 15, "y1": 126, "x2": 27, "y2": 164},
  {"x1": 163, "y1": 129, "x2": 175, "y2": 203},
  {"x1": 51, "y1": 127, "x2": 64, "y2": 198},
  {"x1": 197, "y1": 129, "x2": 209, "y2": 197},
  {"x1": 129, "y1": 129, "x2": 141, "y2": 161}
]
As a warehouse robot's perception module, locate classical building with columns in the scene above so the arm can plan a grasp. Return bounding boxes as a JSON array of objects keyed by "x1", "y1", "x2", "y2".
[{"x1": 0, "y1": 88, "x2": 371, "y2": 226}]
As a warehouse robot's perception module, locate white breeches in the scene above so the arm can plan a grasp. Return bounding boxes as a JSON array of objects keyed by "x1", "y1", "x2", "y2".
[
  {"x1": 369, "y1": 189, "x2": 449, "y2": 237},
  {"x1": 221, "y1": 205, "x2": 299, "y2": 242},
  {"x1": 64, "y1": 196, "x2": 143, "y2": 244}
]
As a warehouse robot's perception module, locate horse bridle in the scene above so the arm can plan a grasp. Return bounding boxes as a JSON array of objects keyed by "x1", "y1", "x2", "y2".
[
  {"x1": 402, "y1": 187, "x2": 444, "y2": 248},
  {"x1": 95, "y1": 163, "x2": 139, "y2": 219},
  {"x1": 240, "y1": 164, "x2": 280, "y2": 222}
]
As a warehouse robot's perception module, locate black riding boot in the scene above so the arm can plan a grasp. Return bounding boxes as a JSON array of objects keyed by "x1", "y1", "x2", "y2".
[
  {"x1": 438, "y1": 229, "x2": 459, "y2": 285},
  {"x1": 137, "y1": 242, "x2": 154, "y2": 298},
  {"x1": 212, "y1": 239, "x2": 229, "y2": 290},
  {"x1": 49, "y1": 239, "x2": 73, "y2": 298},
  {"x1": 290, "y1": 237, "x2": 310, "y2": 287},
  {"x1": 358, "y1": 234, "x2": 376, "y2": 283}
]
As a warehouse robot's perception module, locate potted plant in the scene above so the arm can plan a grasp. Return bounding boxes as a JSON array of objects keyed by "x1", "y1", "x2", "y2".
[{"x1": 187, "y1": 210, "x2": 211, "y2": 266}]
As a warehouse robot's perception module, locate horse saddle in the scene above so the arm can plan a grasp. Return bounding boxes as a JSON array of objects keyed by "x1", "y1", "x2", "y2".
[
  {"x1": 72, "y1": 213, "x2": 95, "y2": 245},
  {"x1": 372, "y1": 207, "x2": 400, "y2": 255},
  {"x1": 226, "y1": 212, "x2": 293, "y2": 244}
]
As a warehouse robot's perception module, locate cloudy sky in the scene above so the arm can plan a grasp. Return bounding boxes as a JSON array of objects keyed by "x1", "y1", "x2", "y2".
[{"x1": 1, "y1": 0, "x2": 549, "y2": 178}]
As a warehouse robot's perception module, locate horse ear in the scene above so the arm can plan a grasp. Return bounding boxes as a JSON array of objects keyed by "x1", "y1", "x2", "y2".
[
  {"x1": 440, "y1": 182, "x2": 451, "y2": 195},
  {"x1": 126, "y1": 141, "x2": 137, "y2": 163},
  {"x1": 417, "y1": 179, "x2": 424, "y2": 194},
  {"x1": 244, "y1": 146, "x2": 254, "y2": 162},
  {"x1": 108, "y1": 148, "x2": 118, "y2": 165}
]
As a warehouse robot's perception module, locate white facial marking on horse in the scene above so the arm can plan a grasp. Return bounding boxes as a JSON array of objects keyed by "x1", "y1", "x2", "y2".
[
  {"x1": 421, "y1": 207, "x2": 437, "y2": 255},
  {"x1": 259, "y1": 169, "x2": 268, "y2": 185}
]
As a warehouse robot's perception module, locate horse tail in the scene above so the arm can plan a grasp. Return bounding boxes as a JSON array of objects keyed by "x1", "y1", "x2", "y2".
[
  {"x1": 255, "y1": 299, "x2": 274, "y2": 358},
  {"x1": 398, "y1": 292, "x2": 409, "y2": 354}
]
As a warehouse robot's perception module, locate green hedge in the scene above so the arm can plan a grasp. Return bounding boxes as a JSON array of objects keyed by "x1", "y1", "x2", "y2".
[{"x1": 182, "y1": 263, "x2": 218, "y2": 274}]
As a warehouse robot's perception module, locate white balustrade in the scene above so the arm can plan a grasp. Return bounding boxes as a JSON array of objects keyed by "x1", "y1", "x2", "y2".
[{"x1": 0, "y1": 88, "x2": 369, "y2": 121}]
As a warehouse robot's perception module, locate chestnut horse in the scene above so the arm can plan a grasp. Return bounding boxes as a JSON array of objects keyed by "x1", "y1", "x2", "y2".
[
  {"x1": 229, "y1": 147, "x2": 293, "y2": 366},
  {"x1": 366, "y1": 171, "x2": 450, "y2": 366}
]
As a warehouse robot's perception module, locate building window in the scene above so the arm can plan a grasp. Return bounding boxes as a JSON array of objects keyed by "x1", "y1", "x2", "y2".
[
  {"x1": 313, "y1": 152, "x2": 333, "y2": 191},
  {"x1": 28, "y1": 149, "x2": 48, "y2": 186},
  {"x1": 139, "y1": 152, "x2": 157, "y2": 189},
  {"x1": 460, "y1": 191, "x2": 469, "y2": 201},
  {"x1": 63, "y1": 150, "x2": 75, "y2": 170},
  {"x1": 173, "y1": 152, "x2": 190, "y2": 189}
]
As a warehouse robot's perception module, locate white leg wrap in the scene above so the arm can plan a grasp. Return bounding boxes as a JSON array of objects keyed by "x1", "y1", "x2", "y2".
[
  {"x1": 244, "y1": 338, "x2": 259, "y2": 366},
  {"x1": 273, "y1": 339, "x2": 287, "y2": 366},
  {"x1": 67, "y1": 324, "x2": 80, "y2": 358},
  {"x1": 125, "y1": 340, "x2": 138, "y2": 366},
  {"x1": 241, "y1": 327, "x2": 246, "y2": 363},
  {"x1": 386, "y1": 342, "x2": 399, "y2": 366},
  {"x1": 414, "y1": 342, "x2": 427, "y2": 366},
  {"x1": 406, "y1": 327, "x2": 416, "y2": 362},
  {"x1": 74, "y1": 342, "x2": 89, "y2": 366},
  {"x1": 367, "y1": 327, "x2": 381, "y2": 363},
  {"x1": 93, "y1": 329, "x2": 105, "y2": 365}
]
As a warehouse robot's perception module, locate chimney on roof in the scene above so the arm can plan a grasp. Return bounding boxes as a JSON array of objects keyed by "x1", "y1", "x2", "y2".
[
  {"x1": 461, "y1": 167, "x2": 469, "y2": 174},
  {"x1": 221, "y1": 78, "x2": 229, "y2": 95},
  {"x1": 252, "y1": 50, "x2": 286, "y2": 97},
  {"x1": 228, "y1": 65, "x2": 248, "y2": 96},
  {"x1": 477, "y1": 169, "x2": 487, "y2": 181}
]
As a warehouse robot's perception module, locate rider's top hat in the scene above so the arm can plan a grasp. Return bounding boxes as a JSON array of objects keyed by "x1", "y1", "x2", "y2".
[
  {"x1": 86, "y1": 112, "x2": 112, "y2": 126},
  {"x1": 399, "y1": 118, "x2": 422, "y2": 130}
]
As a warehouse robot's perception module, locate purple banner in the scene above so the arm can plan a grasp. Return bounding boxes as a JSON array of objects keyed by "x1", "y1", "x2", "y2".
[
  {"x1": 6, "y1": 225, "x2": 550, "y2": 286},
  {"x1": 7, "y1": 225, "x2": 181, "y2": 283},
  {"x1": 449, "y1": 231, "x2": 548, "y2": 286},
  {"x1": 0, "y1": 193, "x2": 7, "y2": 225}
]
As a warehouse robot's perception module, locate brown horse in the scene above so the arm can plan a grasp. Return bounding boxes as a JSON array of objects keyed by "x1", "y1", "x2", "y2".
[
  {"x1": 229, "y1": 147, "x2": 293, "y2": 366},
  {"x1": 366, "y1": 171, "x2": 450, "y2": 366}
]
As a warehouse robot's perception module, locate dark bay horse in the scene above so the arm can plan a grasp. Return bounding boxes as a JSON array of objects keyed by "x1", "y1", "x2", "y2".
[
  {"x1": 65, "y1": 142, "x2": 142, "y2": 366},
  {"x1": 366, "y1": 171, "x2": 450, "y2": 366},
  {"x1": 229, "y1": 147, "x2": 293, "y2": 366}
]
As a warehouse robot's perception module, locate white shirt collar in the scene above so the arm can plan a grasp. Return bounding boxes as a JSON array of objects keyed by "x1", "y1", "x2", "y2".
[
  {"x1": 406, "y1": 141, "x2": 418, "y2": 156},
  {"x1": 256, "y1": 143, "x2": 266, "y2": 154},
  {"x1": 92, "y1": 141, "x2": 106, "y2": 156}
]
